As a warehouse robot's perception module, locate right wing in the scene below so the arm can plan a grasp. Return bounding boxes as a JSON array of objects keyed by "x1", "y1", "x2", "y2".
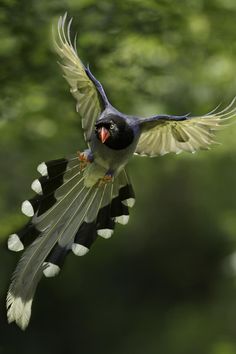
[
  {"x1": 53, "y1": 13, "x2": 109, "y2": 145},
  {"x1": 135, "y1": 100, "x2": 236, "y2": 156}
]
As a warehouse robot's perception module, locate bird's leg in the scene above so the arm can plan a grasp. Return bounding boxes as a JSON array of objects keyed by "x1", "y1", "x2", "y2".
[
  {"x1": 98, "y1": 169, "x2": 114, "y2": 186},
  {"x1": 77, "y1": 149, "x2": 94, "y2": 171}
]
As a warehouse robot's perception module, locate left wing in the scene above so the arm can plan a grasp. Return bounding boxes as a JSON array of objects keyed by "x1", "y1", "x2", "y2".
[
  {"x1": 135, "y1": 100, "x2": 236, "y2": 156},
  {"x1": 53, "y1": 14, "x2": 109, "y2": 146}
]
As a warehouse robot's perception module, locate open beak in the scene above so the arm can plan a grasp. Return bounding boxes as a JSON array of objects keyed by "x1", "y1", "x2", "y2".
[{"x1": 99, "y1": 127, "x2": 110, "y2": 143}]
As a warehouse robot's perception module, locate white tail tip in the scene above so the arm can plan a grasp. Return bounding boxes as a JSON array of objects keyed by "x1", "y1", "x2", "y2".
[
  {"x1": 31, "y1": 179, "x2": 43, "y2": 195},
  {"x1": 8, "y1": 234, "x2": 24, "y2": 252},
  {"x1": 37, "y1": 162, "x2": 48, "y2": 176},
  {"x1": 97, "y1": 229, "x2": 114, "y2": 239},
  {"x1": 7, "y1": 293, "x2": 33, "y2": 331},
  {"x1": 122, "y1": 198, "x2": 135, "y2": 208},
  {"x1": 115, "y1": 215, "x2": 129, "y2": 225},
  {"x1": 72, "y1": 243, "x2": 89, "y2": 256},
  {"x1": 43, "y1": 262, "x2": 60, "y2": 277},
  {"x1": 21, "y1": 200, "x2": 34, "y2": 217}
]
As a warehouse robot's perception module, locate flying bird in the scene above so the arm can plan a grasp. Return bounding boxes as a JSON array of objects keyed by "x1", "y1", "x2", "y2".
[{"x1": 6, "y1": 14, "x2": 236, "y2": 330}]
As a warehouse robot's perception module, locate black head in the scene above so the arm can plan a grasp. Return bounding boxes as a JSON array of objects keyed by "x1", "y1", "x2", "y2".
[{"x1": 95, "y1": 115, "x2": 135, "y2": 150}]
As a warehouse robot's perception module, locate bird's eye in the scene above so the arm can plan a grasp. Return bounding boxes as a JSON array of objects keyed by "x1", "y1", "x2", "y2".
[{"x1": 110, "y1": 123, "x2": 115, "y2": 130}]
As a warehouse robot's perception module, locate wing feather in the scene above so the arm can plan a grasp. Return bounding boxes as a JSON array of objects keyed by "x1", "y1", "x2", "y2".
[
  {"x1": 53, "y1": 13, "x2": 109, "y2": 145},
  {"x1": 135, "y1": 99, "x2": 236, "y2": 157}
]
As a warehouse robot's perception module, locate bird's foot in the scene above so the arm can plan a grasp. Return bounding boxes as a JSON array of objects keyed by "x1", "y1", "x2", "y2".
[
  {"x1": 77, "y1": 150, "x2": 93, "y2": 171},
  {"x1": 98, "y1": 171, "x2": 114, "y2": 186}
]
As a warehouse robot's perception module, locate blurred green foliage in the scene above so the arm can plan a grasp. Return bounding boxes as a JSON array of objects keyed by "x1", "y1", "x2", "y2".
[{"x1": 1, "y1": 0, "x2": 236, "y2": 353}]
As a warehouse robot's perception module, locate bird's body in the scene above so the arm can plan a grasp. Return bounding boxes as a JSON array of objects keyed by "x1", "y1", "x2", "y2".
[
  {"x1": 6, "y1": 14, "x2": 236, "y2": 330},
  {"x1": 88, "y1": 108, "x2": 141, "y2": 181},
  {"x1": 75, "y1": 102, "x2": 142, "y2": 188}
]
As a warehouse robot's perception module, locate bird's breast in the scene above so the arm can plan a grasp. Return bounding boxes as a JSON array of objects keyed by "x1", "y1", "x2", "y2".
[{"x1": 90, "y1": 132, "x2": 137, "y2": 173}]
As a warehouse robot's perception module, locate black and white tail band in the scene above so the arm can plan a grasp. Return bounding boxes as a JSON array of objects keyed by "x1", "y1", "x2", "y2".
[{"x1": 7, "y1": 154, "x2": 135, "y2": 273}]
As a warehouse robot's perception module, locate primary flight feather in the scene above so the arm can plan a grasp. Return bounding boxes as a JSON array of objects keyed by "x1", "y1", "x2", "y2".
[{"x1": 6, "y1": 13, "x2": 236, "y2": 330}]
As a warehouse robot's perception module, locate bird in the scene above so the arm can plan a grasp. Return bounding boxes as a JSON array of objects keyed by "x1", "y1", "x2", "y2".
[{"x1": 6, "y1": 13, "x2": 236, "y2": 330}]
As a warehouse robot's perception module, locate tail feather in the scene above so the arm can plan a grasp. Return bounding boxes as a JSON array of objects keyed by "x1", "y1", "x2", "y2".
[
  {"x1": 7, "y1": 184, "x2": 95, "y2": 329},
  {"x1": 119, "y1": 170, "x2": 135, "y2": 207},
  {"x1": 21, "y1": 196, "x2": 41, "y2": 217},
  {"x1": 8, "y1": 222, "x2": 40, "y2": 252},
  {"x1": 35, "y1": 173, "x2": 85, "y2": 231},
  {"x1": 43, "y1": 244, "x2": 70, "y2": 277},
  {"x1": 74, "y1": 222, "x2": 97, "y2": 250},
  {"x1": 32, "y1": 174, "x2": 63, "y2": 196},
  {"x1": 96, "y1": 205, "x2": 115, "y2": 239},
  {"x1": 7, "y1": 154, "x2": 135, "y2": 330},
  {"x1": 37, "y1": 158, "x2": 68, "y2": 178},
  {"x1": 58, "y1": 186, "x2": 98, "y2": 247},
  {"x1": 7, "y1": 237, "x2": 46, "y2": 330},
  {"x1": 111, "y1": 196, "x2": 129, "y2": 218},
  {"x1": 21, "y1": 157, "x2": 81, "y2": 223}
]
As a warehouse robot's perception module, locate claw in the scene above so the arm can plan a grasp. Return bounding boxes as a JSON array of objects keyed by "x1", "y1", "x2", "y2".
[
  {"x1": 98, "y1": 172, "x2": 113, "y2": 186},
  {"x1": 77, "y1": 150, "x2": 93, "y2": 171}
]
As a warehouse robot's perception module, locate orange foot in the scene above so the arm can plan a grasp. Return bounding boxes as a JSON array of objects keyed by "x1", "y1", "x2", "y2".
[
  {"x1": 77, "y1": 150, "x2": 92, "y2": 171},
  {"x1": 98, "y1": 173, "x2": 113, "y2": 186}
]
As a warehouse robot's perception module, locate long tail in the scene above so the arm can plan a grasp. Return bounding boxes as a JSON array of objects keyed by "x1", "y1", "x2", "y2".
[{"x1": 6, "y1": 154, "x2": 135, "y2": 330}]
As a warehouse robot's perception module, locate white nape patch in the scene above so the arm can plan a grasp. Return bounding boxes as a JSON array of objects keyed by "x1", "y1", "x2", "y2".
[
  {"x1": 97, "y1": 229, "x2": 114, "y2": 239},
  {"x1": 8, "y1": 234, "x2": 24, "y2": 252},
  {"x1": 7, "y1": 292, "x2": 33, "y2": 330},
  {"x1": 115, "y1": 215, "x2": 129, "y2": 225},
  {"x1": 43, "y1": 262, "x2": 60, "y2": 277},
  {"x1": 31, "y1": 179, "x2": 43, "y2": 195},
  {"x1": 21, "y1": 200, "x2": 34, "y2": 217},
  {"x1": 122, "y1": 198, "x2": 135, "y2": 208},
  {"x1": 72, "y1": 243, "x2": 89, "y2": 256},
  {"x1": 37, "y1": 162, "x2": 48, "y2": 176}
]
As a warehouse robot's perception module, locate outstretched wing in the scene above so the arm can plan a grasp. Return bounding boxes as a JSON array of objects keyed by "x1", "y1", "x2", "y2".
[
  {"x1": 53, "y1": 13, "x2": 109, "y2": 145},
  {"x1": 135, "y1": 100, "x2": 236, "y2": 156}
]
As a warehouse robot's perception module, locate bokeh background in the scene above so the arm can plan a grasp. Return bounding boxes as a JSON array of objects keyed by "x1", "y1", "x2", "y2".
[{"x1": 1, "y1": 0, "x2": 236, "y2": 353}]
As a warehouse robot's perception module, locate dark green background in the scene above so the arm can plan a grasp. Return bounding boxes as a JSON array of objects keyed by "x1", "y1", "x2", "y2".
[{"x1": 1, "y1": 0, "x2": 236, "y2": 353}]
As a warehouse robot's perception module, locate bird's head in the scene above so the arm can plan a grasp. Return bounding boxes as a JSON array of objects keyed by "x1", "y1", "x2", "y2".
[{"x1": 95, "y1": 115, "x2": 135, "y2": 150}]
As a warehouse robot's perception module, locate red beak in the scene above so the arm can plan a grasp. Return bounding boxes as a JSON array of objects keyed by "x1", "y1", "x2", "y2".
[{"x1": 99, "y1": 127, "x2": 110, "y2": 143}]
